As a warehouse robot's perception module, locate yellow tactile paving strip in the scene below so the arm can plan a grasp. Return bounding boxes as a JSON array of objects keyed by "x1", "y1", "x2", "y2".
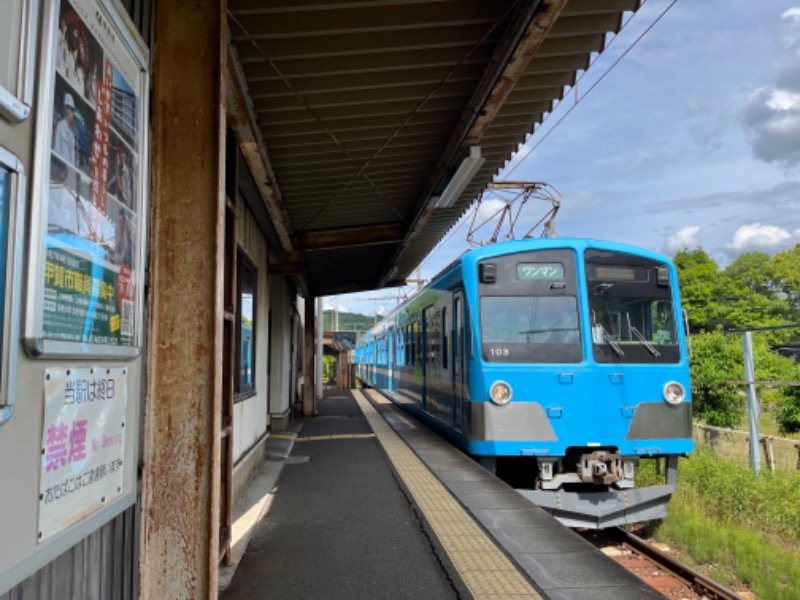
[
  {"x1": 295, "y1": 433, "x2": 377, "y2": 442},
  {"x1": 353, "y1": 389, "x2": 542, "y2": 600}
]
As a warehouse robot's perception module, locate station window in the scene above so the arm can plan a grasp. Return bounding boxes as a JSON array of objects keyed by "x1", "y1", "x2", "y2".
[{"x1": 236, "y1": 251, "x2": 256, "y2": 396}]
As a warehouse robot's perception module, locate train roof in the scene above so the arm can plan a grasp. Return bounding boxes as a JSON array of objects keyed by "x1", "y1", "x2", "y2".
[
  {"x1": 474, "y1": 237, "x2": 671, "y2": 262},
  {"x1": 357, "y1": 237, "x2": 675, "y2": 343}
]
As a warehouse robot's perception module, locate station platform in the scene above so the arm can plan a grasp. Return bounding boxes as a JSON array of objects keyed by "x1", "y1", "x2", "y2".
[{"x1": 220, "y1": 389, "x2": 664, "y2": 600}]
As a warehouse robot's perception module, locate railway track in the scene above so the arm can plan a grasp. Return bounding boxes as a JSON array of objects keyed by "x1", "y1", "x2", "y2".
[{"x1": 581, "y1": 527, "x2": 747, "y2": 600}]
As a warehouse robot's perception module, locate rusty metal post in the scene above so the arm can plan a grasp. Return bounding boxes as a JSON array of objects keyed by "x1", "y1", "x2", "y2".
[
  {"x1": 304, "y1": 298, "x2": 316, "y2": 416},
  {"x1": 760, "y1": 436, "x2": 776, "y2": 472},
  {"x1": 795, "y1": 444, "x2": 800, "y2": 471},
  {"x1": 141, "y1": 1, "x2": 225, "y2": 598}
]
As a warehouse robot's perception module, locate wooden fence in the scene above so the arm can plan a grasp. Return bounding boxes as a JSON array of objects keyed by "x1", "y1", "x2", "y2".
[{"x1": 694, "y1": 423, "x2": 800, "y2": 472}]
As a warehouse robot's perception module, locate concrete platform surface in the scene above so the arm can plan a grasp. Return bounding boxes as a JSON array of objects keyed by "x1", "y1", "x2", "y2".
[{"x1": 220, "y1": 389, "x2": 664, "y2": 600}]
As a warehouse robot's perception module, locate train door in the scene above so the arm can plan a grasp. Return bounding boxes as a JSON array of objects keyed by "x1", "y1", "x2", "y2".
[{"x1": 452, "y1": 290, "x2": 466, "y2": 430}]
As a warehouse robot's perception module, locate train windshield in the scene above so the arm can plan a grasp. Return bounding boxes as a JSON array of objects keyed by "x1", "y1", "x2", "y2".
[
  {"x1": 586, "y1": 250, "x2": 680, "y2": 364},
  {"x1": 480, "y1": 296, "x2": 582, "y2": 363}
]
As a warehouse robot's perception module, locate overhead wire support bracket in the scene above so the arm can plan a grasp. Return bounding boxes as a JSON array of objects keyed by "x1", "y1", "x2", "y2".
[{"x1": 467, "y1": 180, "x2": 563, "y2": 246}]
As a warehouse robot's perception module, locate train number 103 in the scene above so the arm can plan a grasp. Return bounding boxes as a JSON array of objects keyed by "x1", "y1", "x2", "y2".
[{"x1": 489, "y1": 347, "x2": 510, "y2": 357}]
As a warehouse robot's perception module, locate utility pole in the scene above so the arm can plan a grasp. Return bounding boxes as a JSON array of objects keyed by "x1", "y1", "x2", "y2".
[
  {"x1": 405, "y1": 267, "x2": 426, "y2": 292},
  {"x1": 742, "y1": 332, "x2": 761, "y2": 475}
]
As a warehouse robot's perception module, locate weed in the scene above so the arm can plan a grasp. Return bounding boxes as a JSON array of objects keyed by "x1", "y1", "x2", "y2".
[{"x1": 638, "y1": 450, "x2": 800, "y2": 598}]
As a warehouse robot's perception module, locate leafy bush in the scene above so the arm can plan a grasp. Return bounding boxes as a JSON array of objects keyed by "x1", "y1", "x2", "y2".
[
  {"x1": 689, "y1": 331, "x2": 744, "y2": 427},
  {"x1": 775, "y1": 386, "x2": 800, "y2": 435},
  {"x1": 689, "y1": 330, "x2": 800, "y2": 429}
]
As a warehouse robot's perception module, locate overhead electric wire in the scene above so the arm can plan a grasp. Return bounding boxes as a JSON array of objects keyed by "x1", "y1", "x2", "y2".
[
  {"x1": 504, "y1": 0, "x2": 677, "y2": 178},
  {"x1": 413, "y1": 0, "x2": 678, "y2": 277}
]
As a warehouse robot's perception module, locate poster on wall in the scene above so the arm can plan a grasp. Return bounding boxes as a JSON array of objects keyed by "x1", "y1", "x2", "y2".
[
  {"x1": 37, "y1": 367, "x2": 127, "y2": 540},
  {"x1": 27, "y1": 0, "x2": 147, "y2": 356}
]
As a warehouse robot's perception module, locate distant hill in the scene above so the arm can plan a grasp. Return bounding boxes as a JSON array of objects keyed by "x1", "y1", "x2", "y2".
[{"x1": 322, "y1": 310, "x2": 375, "y2": 333}]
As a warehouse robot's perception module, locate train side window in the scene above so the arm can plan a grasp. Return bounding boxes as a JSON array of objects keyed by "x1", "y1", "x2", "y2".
[
  {"x1": 453, "y1": 297, "x2": 460, "y2": 359},
  {"x1": 410, "y1": 323, "x2": 415, "y2": 365},
  {"x1": 416, "y1": 320, "x2": 421, "y2": 366},
  {"x1": 441, "y1": 308, "x2": 448, "y2": 369},
  {"x1": 405, "y1": 325, "x2": 410, "y2": 365}
]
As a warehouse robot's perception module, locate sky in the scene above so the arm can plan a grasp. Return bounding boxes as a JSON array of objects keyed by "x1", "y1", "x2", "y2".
[{"x1": 329, "y1": 0, "x2": 800, "y2": 317}]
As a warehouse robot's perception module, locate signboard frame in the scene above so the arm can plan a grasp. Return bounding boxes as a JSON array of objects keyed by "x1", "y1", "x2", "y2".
[
  {"x1": 0, "y1": 147, "x2": 26, "y2": 425},
  {"x1": 25, "y1": 0, "x2": 149, "y2": 358},
  {"x1": 0, "y1": 0, "x2": 37, "y2": 123}
]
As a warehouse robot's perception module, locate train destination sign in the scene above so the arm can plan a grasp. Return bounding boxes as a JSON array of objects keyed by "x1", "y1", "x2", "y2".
[
  {"x1": 517, "y1": 263, "x2": 564, "y2": 280},
  {"x1": 588, "y1": 264, "x2": 649, "y2": 282}
]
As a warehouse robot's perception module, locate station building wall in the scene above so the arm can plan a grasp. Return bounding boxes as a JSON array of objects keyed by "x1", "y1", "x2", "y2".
[{"x1": 231, "y1": 195, "x2": 271, "y2": 499}]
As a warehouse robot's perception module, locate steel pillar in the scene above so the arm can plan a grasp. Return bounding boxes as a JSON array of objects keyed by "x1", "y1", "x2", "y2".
[
  {"x1": 316, "y1": 297, "x2": 323, "y2": 400},
  {"x1": 142, "y1": 1, "x2": 225, "y2": 598}
]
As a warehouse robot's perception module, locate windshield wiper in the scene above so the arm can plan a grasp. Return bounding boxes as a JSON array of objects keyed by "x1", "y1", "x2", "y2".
[
  {"x1": 624, "y1": 313, "x2": 660, "y2": 357},
  {"x1": 628, "y1": 325, "x2": 661, "y2": 357},
  {"x1": 596, "y1": 323, "x2": 624, "y2": 357}
]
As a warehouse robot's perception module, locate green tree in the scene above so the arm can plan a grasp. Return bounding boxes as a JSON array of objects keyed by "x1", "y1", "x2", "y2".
[
  {"x1": 770, "y1": 244, "x2": 800, "y2": 324},
  {"x1": 775, "y1": 386, "x2": 800, "y2": 434},
  {"x1": 674, "y1": 248, "x2": 724, "y2": 331},
  {"x1": 676, "y1": 245, "x2": 800, "y2": 431},
  {"x1": 690, "y1": 330, "x2": 744, "y2": 427},
  {"x1": 690, "y1": 330, "x2": 799, "y2": 429},
  {"x1": 718, "y1": 252, "x2": 794, "y2": 336}
]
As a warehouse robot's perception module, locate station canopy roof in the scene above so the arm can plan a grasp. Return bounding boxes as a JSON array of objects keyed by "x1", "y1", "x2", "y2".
[{"x1": 227, "y1": 0, "x2": 640, "y2": 297}]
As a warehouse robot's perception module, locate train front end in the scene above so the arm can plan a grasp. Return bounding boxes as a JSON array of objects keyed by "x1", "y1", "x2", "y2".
[{"x1": 464, "y1": 239, "x2": 693, "y2": 528}]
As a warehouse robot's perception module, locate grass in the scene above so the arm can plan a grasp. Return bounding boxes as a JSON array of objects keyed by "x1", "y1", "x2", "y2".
[
  {"x1": 638, "y1": 450, "x2": 800, "y2": 599},
  {"x1": 655, "y1": 503, "x2": 800, "y2": 598}
]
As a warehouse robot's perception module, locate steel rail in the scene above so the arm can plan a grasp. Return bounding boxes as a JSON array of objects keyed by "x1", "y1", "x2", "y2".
[{"x1": 608, "y1": 527, "x2": 745, "y2": 600}]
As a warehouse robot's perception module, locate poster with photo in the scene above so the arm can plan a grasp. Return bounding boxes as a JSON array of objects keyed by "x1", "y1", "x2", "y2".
[{"x1": 29, "y1": 0, "x2": 146, "y2": 354}]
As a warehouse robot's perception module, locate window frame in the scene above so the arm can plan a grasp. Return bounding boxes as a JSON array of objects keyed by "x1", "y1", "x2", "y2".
[{"x1": 235, "y1": 249, "x2": 257, "y2": 400}]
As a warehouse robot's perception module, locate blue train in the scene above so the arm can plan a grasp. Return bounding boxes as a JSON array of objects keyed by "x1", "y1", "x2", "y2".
[{"x1": 355, "y1": 238, "x2": 693, "y2": 528}]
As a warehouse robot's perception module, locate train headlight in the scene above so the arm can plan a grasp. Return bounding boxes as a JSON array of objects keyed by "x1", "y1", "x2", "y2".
[
  {"x1": 489, "y1": 381, "x2": 513, "y2": 406},
  {"x1": 663, "y1": 381, "x2": 685, "y2": 405}
]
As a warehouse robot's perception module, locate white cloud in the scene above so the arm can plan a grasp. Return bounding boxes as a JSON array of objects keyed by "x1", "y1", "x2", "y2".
[
  {"x1": 743, "y1": 87, "x2": 800, "y2": 167},
  {"x1": 727, "y1": 223, "x2": 798, "y2": 251},
  {"x1": 474, "y1": 197, "x2": 508, "y2": 223},
  {"x1": 664, "y1": 225, "x2": 702, "y2": 254},
  {"x1": 741, "y1": 9, "x2": 800, "y2": 167},
  {"x1": 779, "y1": 7, "x2": 800, "y2": 51},
  {"x1": 766, "y1": 89, "x2": 800, "y2": 110},
  {"x1": 323, "y1": 299, "x2": 349, "y2": 312}
]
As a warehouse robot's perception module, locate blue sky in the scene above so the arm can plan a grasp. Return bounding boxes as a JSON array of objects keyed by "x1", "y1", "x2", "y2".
[{"x1": 330, "y1": 0, "x2": 800, "y2": 317}]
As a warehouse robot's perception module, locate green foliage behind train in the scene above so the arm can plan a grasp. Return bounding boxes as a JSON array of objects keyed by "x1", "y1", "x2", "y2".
[{"x1": 674, "y1": 245, "x2": 800, "y2": 432}]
